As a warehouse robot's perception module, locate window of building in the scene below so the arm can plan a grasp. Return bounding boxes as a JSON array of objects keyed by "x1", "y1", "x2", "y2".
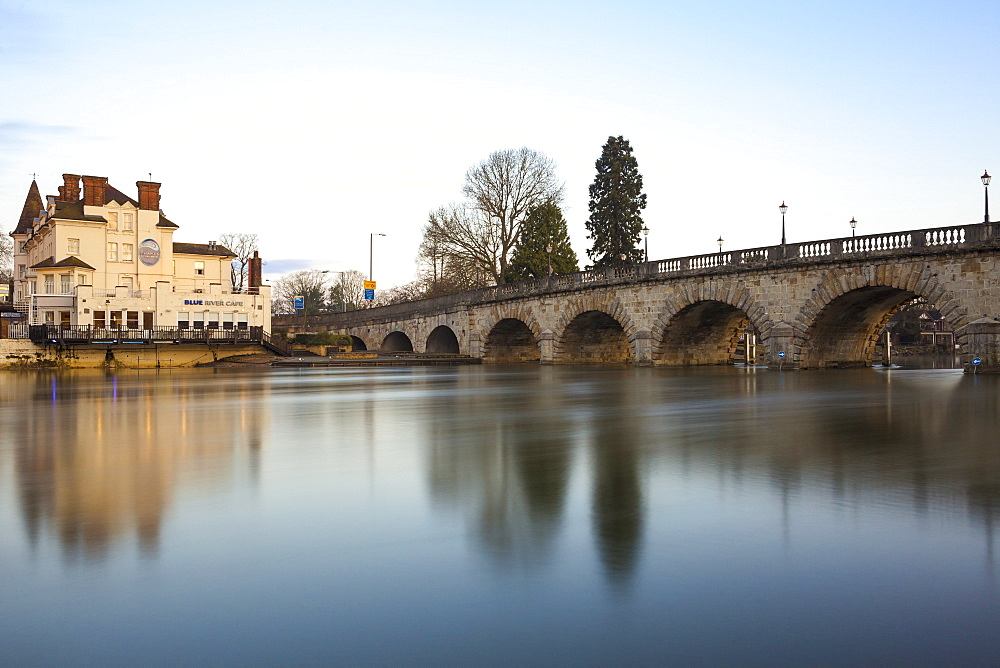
[
  {"x1": 19, "y1": 242, "x2": 27, "y2": 253},
  {"x1": 237, "y1": 313, "x2": 248, "y2": 330},
  {"x1": 17, "y1": 265, "x2": 25, "y2": 279},
  {"x1": 223, "y1": 313, "x2": 234, "y2": 330},
  {"x1": 126, "y1": 311, "x2": 139, "y2": 329},
  {"x1": 194, "y1": 261, "x2": 205, "y2": 276},
  {"x1": 108, "y1": 242, "x2": 118, "y2": 261},
  {"x1": 94, "y1": 310, "x2": 106, "y2": 328},
  {"x1": 60, "y1": 274, "x2": 71, "y2": 294},
  {"x1": 68, "y1": 238, "x2": 80, "y2": 254},
  {"x1": 108, "y1": 211, "x2": 118, "y2": 230},
  {"x1": 192, "y1": 312, "x2": 205, "y2": 329},
  {"x1": 207, "y1": 313, "x2": 220, "y2": 329},
  {"x1": 122, "y1": 243, "x2": 133, "y2": 262},
  {"x1": 122, "y1": 213, "x2": 133, "y2": 231},
  {"x1": 110, "y1": 311, "x2": 122, "y2": 328},
  {"x1": 177, "y1": 312, "x2": 190, "y2": 329},
  {"x1": 78, "y1": 273, "x2": 89, "y2": 285},
  {"x1": 44, "y1": 275, "x2": 54, "y2": 294},
  {"x1": 45, "y1": 311, "x2": 54, "y2": 324}
]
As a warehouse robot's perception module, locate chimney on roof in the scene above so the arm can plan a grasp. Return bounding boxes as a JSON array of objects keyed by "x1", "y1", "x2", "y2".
[
  {"x1": 249, "y1": 251, "x2": 262, "y2": 294},
  {"x1": 81, "y1": 175, "x2": 107, "y2": 207},
  {"x1": 136, "y1": 180, "x2": 161, "y2": 211},
  {"x1": 57, "y1": 174, "x2": 81, "y2": 202},
  {"x1": 208, "y1": 240, "x2": 216, "y2": 249}
]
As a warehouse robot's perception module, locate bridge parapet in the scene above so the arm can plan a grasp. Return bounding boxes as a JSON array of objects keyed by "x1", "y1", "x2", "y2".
[{"x1": 282, "y1": 222, "x2": 997, "y2": 333}]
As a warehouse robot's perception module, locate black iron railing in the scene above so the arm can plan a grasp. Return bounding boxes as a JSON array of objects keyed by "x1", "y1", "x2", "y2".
[{"x1": 28, "y1": 324, "x2": 279, "y2": 348}]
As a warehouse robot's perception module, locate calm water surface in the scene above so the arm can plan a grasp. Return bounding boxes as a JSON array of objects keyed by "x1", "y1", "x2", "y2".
[{"x1": 1, "y1": 364, "x2": 999, "y2": 664}]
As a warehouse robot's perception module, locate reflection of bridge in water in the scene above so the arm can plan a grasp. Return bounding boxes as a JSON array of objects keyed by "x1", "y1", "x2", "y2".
[{"x1": 281, "y1": 222, "x2": 1000, "y2": 371}]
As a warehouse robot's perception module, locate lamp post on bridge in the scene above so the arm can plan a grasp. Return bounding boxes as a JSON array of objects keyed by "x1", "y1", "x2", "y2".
[
  {"x1": 983, "y1": 170, "x2": 991, "y2": 224},
  {"x1": 546, "y1": 242, "x2": 553, "y2": 276},
  {"x1": 849, "y1": 217, "x2": 857, "y2": 238},
  {"x1": 370, "y1": 233, "x2": 386, "y2": 281},
  {"x1": 642, "y1": 225, "x2": 650, "y2": 262},
  {"x1": 321, "y1": 270, "x2": 347, "y2": 312},
  {"x1": 779, "y1": 201, "x2": 788, "y2": 246},
  {"x1": 717, "y1": 235, "x2": 724, "y2": 256}
]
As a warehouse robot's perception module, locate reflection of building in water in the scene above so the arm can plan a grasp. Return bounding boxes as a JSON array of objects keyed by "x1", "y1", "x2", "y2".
[{"x1": 5, "y1": 371, "x2": 269, "y2": 560}]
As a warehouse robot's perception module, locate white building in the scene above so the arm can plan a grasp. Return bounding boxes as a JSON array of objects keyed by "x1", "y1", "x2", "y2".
[{"x1": 10, "y1": 173, "x2": 270, "y2": 334}]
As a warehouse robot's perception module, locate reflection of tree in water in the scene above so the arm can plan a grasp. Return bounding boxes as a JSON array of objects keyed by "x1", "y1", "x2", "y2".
[
  {"x1": 589, "y1": 372, "x2": 645, "y2": 588},
  {"x1": 7, "y1": 371, "x2": 268, "y2": 562},
  {"x1": 425, "y1": 370, "x2": 572, "y2": 568}
]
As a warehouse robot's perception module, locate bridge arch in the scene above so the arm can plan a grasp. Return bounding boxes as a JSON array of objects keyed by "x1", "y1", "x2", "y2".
[
  {"x1": 481, "y1": 308, "x2": 542, "y2": 363},
  {"x1": 381, "y1": 331, "x2": 414, "y2": 352},
  {"x1": 554, "y1": 297, "x2": 637, "y2": 364},
  {"x1": 349, "y1": 335, "x2": 368, "y2": 351},
  {"x1": 796, "y1": 266, "x2": 969, "y2": 368},
  {"x1": 426, "y1": 325, "x2": 460, "y2": 354},
  {"x1": 651, "y1": 282, "x2": 769, "y2": 366}
]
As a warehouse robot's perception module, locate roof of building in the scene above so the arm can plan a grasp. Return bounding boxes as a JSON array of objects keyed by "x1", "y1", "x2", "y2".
[
  {"x1": 173, "y1": 242, "x2": 236, "y2": 258},
  {"x1": 104, "y1": 184, "x2": 139, "y2": 207},
  {"x1": 157, "y1": 214, "x2": 178, "y2": 229},
  {"x1": 30, "y1": 255, "x2": 97, "y2": 270},
  {"x1": 14, "y1": 180, "x2": 43, "y2": 235},
  {"x1": 50, "y1": 200, "x2": 107, "y2": 223},
  {"x1": 53, "y1": 256, "x2": 96, "y2": 269}
]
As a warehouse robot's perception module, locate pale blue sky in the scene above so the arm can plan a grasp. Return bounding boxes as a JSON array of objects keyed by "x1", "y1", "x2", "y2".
[{"x1": 2, "y1": 1, "x2": 998, "y2": 288}]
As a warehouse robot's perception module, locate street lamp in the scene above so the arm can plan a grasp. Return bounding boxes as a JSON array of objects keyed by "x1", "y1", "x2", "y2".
[
  {"x1": 321, "y1": 270, "x2": 346, "y2": 312},
  {"x1": 983, "y1": 170, "x2": 991, "y2": 224},
  {"x1": 849, "y1": 217, "x2": 857, "y2": 238},
  {"x1": 717, "y1": 235, "x2": 724, "y2": 255},
  {"x1": 642, "y1": 225, "x2": 650, "y2": 262},
  {"x1": 370, "y1": 233, "x2": 386, "y2": 281},
  {"x1": 779, "y1": 201, "x2": 788, "y2": 245},
  {"x1": 546, "y1": 242, "x2": 553, "y2": 276}
]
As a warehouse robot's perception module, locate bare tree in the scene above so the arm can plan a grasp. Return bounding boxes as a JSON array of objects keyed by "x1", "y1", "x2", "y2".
[
  {"x1": 421, "y1": 203, "x2": 502, "y2": 285},
  {"x1": 271, "y1": 269, "x2": 330, "y2": 315},
  {"x1": 0, "y1": 226, "x2": 12, "y2": 283},
  {"x1": 219, "y1": 233, "x2": 258, "y2": 290},
  {"x1": 462, "y1": 147, "x2": 564, "y2": 282},
  {"x1": 329, "y1": 269, "x2": 368, "y2": 310}
]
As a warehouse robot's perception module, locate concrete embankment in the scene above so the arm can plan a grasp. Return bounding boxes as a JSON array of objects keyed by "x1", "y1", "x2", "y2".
[{"x1": 0, "y1": 339, "x2": 270, "y2": 369}]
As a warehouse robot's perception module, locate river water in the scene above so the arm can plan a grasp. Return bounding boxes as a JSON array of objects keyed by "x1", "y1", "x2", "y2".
[{"x1": 2, "y1": 363, "x2": 998, "y2": 664}]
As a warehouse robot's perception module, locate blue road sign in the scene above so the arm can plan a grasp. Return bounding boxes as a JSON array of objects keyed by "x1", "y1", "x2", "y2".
[
  {"x1": 364, "y1": 288, "x2": 375, "y2": 301},
  {"x1": 777, "y1": 351, "x2": 786, "y2": 359},
  {"x1": 293, "y1": 296, "x2": 305, "y2": 310},
  {"x1": 973, "y1": 357, "x2": 983, "y2": 365}
]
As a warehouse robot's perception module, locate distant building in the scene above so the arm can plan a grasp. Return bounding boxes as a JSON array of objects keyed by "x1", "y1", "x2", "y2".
[
  {"x1": 918, "y1": 310, "x2": 955, "y2": 347},
  {"x1": 10, "y1": 173, "x2": 270, "y2": 332}
]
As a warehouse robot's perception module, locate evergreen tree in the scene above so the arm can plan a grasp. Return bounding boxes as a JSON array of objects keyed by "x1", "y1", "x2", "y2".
[
  {"x1": 585, "y1": 136, "x2": 647, "y2": 268},
  {"x1": 505, "y1": 201, "x2": 579, "y2": 281}
]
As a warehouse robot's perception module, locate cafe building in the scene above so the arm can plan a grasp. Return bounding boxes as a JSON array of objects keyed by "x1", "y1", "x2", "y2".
[{"x1": 10, "y1": 173, "x2": 271, "y2": 334}]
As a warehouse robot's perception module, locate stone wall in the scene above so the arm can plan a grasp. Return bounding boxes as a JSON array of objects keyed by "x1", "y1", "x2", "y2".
[{"x1": 0, "y1": 339, "x2": 268, "y2": 369}]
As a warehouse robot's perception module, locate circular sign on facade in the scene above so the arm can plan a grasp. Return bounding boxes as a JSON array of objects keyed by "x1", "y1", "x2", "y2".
[
  {"x1": 138, "y1": 239, "x2": 161, "y2": 266},
  {"x1": 777, "y1": 351, "x2": 786, "y2": 358}
]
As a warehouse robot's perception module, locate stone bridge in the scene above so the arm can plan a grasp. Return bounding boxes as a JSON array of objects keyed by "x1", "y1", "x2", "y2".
[{"x1": 276, "y1": 222, "x2": 1000, "y2": 371}]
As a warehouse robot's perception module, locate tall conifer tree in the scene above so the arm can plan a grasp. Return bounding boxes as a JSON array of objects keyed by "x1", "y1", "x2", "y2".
[
  {"x1": 505, "y1": 201, "x2": 578, "y2": 282},
  {"x1": 585, "y1": 136, "x2": 647, "y2": 268}
]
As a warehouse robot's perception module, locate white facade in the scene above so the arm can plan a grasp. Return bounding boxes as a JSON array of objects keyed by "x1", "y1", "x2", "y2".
[{"x1": 11, "y1": 174, "x2": 270, "y2": 332}]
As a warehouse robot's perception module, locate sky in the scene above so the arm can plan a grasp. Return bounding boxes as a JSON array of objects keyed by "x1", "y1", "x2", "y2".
[{"x1": 2, "y1": 0, "x2": 998, "y2": 290}]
